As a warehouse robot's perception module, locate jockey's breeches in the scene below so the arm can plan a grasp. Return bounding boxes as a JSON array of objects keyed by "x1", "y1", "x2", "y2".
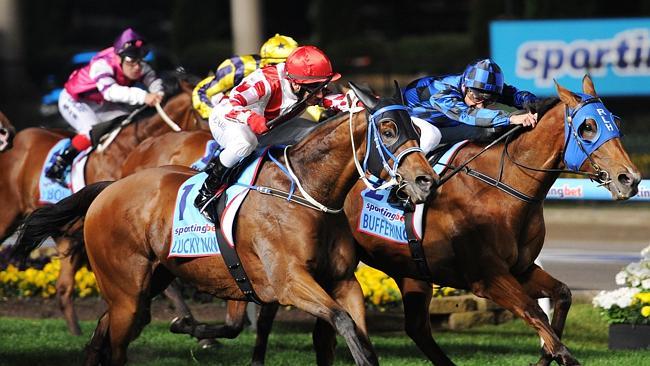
[{"x1": 209, "y1": 117, "x2": 259, "y2": 168}]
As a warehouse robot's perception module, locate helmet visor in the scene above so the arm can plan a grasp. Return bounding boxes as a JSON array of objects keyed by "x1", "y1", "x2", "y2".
[{"x1": 468, "y1": 88, "x2": 499, "y2": 105}]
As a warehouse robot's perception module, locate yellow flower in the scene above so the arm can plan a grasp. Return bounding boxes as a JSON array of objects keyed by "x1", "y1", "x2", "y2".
[
  {"x1": 641, "y1": 306, "x2": 650, "y2": 318},
  {"x1": 635, "y1": 293, "x2": 650, "y2": 304}
]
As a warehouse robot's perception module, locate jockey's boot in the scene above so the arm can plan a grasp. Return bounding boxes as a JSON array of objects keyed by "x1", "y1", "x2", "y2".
[
  {"x1": 45, "y1": 145, "x2": 80, "y2": 186},
  {"x1": 194, "y1": 158, "x2": 230, "y2": 220}
]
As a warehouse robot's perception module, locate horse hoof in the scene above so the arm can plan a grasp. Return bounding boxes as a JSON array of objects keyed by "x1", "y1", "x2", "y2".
[
  {"x1": 198, "y1": 338, "x2": 221, "y2": 349},
  {"x1": 170, "y1": 315, "x2": 196, "y2": 335}
]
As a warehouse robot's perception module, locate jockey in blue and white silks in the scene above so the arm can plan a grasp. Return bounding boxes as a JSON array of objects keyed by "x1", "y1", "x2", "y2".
[{"x1": 403, "y1": 59, "x2": 538, "y2": 144}]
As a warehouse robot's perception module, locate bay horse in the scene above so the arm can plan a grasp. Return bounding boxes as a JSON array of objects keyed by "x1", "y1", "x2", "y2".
[
  {"x1": 0, "y1": 110, "x2": 16, "y2": 152},
  {"x1": 1, "y1": 82, "x2": 207, "y2": 335},
  {"x1": 14, "y1": 84, "x2": 437, "y2": 365},
  {"x1": 133, "y1": 76, "x2": 640, "y2": 366}
]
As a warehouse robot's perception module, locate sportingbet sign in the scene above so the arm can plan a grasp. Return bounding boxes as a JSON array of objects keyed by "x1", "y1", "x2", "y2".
[{"x1": 490, "y1": 18, "x2": 650, "y2": 96}]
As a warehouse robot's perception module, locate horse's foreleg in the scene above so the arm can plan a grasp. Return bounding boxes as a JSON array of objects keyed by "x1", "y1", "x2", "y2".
[
  {"x1": 55, "y1": 236, "x2": 85, "y2": 336},
  {"x1": 311, "y1": 278, "x2": 366, "y2": 366},
  {"x1": 398, "y1": 277, "x2": 455, "y2": 366},
  {"x1": 163, "y1": 279, "x2": 192, "y2": 318},
  {"x1": 83, "y1": 311, "x2": 111, "y2": 366},
  {"x1": 519, "y1": 264, "x2": 573, "y2": 366},
  {"x1": 170, "y1": 299, "x2": 248, "y2": 340},
  {"x1": 251, "y1": 302, "x2": 280, "y2": 366},
  {"x1": 473, "y1": 271, "x2": 580, "y2": 366},
  {"x1": 273, "y1": 271, "x2": 378, "y2": 366}
]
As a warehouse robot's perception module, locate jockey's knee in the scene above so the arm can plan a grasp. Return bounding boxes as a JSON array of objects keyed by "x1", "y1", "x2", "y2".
[{"x1": 411, "y1": 117, "x2": 441, "y2": 153}]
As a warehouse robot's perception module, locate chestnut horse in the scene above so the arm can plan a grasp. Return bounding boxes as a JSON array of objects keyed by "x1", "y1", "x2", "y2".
[
  {"x1": 14, "y1": 84, "x2": 436, "y2": 365},
  {"x1": 130, "y1": 76, "x2": 640, "y2": 366},
  {"x1": 1, "y1": 84, "x2": 206, "y2": 335},
  {"x1": 0, "y1": 110, "x2": 16, "y2": 152}
]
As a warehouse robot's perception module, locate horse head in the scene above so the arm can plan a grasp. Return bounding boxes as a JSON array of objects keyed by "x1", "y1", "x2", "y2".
[
  {"x1": 348, "y1": 81, "x2": 436, "y2": 203},
  {"x1": 0, "y1": 110, "x2": 16, "y2": 152},
  {"x1": 555, "y1": 75, "x2": 641, "y2": 199}
]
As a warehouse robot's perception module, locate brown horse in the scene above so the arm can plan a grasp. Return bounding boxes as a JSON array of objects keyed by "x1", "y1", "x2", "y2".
[
  {"x1": 135, "y1": 76, "x2": 641, "y2": 366},
  {"x1": 334, "y1": 76, "x2": 640, "y2": 366},
  {"x1": 14, "y1": 84, "x2": 436, "y2": 365},
  {"x1": 1, "y1": 86, "x2": 206, "y2": 335},
  {"x1": 0, "y1": 110, "x2": 16, "y2": 152}
]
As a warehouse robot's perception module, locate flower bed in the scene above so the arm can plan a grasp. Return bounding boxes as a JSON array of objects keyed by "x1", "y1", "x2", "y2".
[
  {"x1": 1, "y1": 247, "x2": 463, "y2": 308},
  {"x1": 593, "y1": 245, "x2": 650, "y2": 349}
]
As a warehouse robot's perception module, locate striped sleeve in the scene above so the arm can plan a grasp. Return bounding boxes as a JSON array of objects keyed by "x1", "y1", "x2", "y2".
[
  {"x1": 431, "y1": 83, "x2": 510, "y2": 127},
  {"x1": 88, "y1": 59, "x2": 146, "y2": 105},
  {"x1": 214, "y1": 69, "x2": 270, "y2": 126},
  {"x1": 141, "y1": 63, "x2": 164, "y2": 94}
]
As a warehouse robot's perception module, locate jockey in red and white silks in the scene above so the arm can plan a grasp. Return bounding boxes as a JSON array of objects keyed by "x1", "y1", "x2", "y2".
[
  {"x1": 47, "y1": 28, "x2": 164, "y2": 184},
  {"x1": 209, "y1": 61, "x2": 349, "y2": 168},
  {"x1": 195, "y1": 45, "x2": 440, "y2": 215}
]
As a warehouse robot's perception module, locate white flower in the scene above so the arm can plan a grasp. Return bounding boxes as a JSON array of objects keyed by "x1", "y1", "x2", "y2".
[
  {"x1": 593, "y1": 287, "x2": 641, "y2": 310},
  {"x1": 641, "y1": 245, "x2": 650, "y2": 260},
  {"x1": 615, "y1": 271, "x2": 628, "y2": 285},
  {"x1": 642, "y1": 278, "x2": 650, "y2": 289}
]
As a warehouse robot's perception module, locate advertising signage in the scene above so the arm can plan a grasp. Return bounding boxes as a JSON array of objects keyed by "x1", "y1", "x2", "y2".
[{"x1": 490, "y1": 18, "x2": 650, "y2": 96}]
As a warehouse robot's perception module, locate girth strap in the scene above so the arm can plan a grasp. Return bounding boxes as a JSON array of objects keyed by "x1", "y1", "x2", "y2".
[
  {"x1": 464, "y1": 167, "x2": 541, "y2": 203},
  {"x1": 404, "y1": 209, "x2": 434, "y2": 282},
  {"x1": 209, "y1": 195, "x2": 264, "y2": 305}
]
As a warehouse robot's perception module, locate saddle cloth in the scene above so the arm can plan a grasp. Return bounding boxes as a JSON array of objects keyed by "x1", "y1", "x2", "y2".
[
  {"x1": 39, "y1": 138, "x2": 90, "y2": 204},
  {"x1": 357, "y1": 186, "x2": 425, "y2": 244},
  {"x1": 169, "y1": 151, "x2": 266, "y2": 258},
  {"x1": 428, "y1": 140, "x2": 468, "y2": 175}
]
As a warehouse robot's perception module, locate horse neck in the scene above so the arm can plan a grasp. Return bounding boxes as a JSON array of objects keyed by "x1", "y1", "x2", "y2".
[
  {"x1": 502, "y1": 104, "x2": 567, "y2": 198},
  {"x1": 287, "y1": 112, "x2": 367, "y2": 208}
]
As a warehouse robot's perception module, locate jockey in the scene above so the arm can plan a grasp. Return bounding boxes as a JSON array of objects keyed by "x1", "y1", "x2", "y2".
[
  {"x1": 46, "y1": 28, "x2": 164, "y2": 184},
  {"x1": 403, "y1": 58, "x2": 538, "y2": 145},
  {"x1": 191, "y1": 34, "x2": 299, "y2": 119},
  {"x1": 195, "y1": 45, "x2": 442, "y2": 213},
  {"x1": 195, "y1": 45, "x2": 350, "y2": 212}
]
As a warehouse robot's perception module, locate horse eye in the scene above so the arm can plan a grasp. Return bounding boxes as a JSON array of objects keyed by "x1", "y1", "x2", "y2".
[{"x1": 382, "y1": 130, "x2": 396, "y2": 138}]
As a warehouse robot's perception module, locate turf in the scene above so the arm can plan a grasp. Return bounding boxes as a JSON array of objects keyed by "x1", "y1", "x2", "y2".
[{"x1": 0, "y1": 304, "x2": 648, "y2": 365}]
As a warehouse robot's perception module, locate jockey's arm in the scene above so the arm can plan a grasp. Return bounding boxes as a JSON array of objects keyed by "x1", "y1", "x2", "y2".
[
  {"x1": 141, "y1": 64, "x2": 164, "y2": 95},
  {"x1": 214, "y1": 79, "x2": 270, "y2": 135},
  {"x1": 431, "y1": 88, "x2": 511, "y2": 127},
  {"x1": 499, "y1": 84, "x2": 537, "y2": 110},
  {"x1": 90, "y1": 60, "x2": 149, "y2": 105}
]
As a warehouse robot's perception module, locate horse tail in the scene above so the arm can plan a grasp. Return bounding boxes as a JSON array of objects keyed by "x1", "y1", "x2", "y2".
[{"x1": 12, "y1": 181, "x2": 113, "y2": 261}]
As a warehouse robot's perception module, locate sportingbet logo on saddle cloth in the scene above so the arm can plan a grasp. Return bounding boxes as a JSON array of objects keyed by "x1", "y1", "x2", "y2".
[
  {"x1": 169, "y1": 152, "x2": 265, "y2": 258},
  {"x1": 39, "y1": 139, "x2": 90, "y2": 204},
  {"x1": 358, "y1": 185, "x2": 424, "y2": 244}
]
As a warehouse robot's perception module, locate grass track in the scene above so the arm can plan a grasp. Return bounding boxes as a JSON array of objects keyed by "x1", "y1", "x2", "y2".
[{"x1": 0, "y1": 304, "x2": 648, "y2": 365}]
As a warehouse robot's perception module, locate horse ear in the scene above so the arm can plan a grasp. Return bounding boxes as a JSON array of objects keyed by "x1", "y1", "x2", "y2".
[
  {"x1": 554, "y1": 79, "x2": 580, "y2": 108},
  {"x1": 349, "y1": 81, "x2": 378, "y2": 110},
  {"x1": 393, "y1": 80, "x2": 405, "y2": 105},
  {"x1": 582, "y1": 74, "x2": 597, "y2": 97}
]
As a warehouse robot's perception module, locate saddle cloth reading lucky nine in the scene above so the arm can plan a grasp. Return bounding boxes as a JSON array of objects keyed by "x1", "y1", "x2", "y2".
[{"x1": 169, "y1": 152, "x2": 265, "y2": 258}]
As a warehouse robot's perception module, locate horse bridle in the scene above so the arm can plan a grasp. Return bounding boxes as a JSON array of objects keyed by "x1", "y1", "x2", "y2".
[
  {"x1": 503, "y1": 96, "x2": 619, "y2": 187},
  {"x1": 274, "y1": 93, "x2": 423, "y2": 213}
]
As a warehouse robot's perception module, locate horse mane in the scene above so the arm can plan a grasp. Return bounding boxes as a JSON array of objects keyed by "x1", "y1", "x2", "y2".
[{"x1": 533, "y1": 97, "x2": 561, "y2": 121}]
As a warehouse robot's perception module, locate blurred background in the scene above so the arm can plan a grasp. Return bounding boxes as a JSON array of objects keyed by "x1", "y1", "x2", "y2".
[{"x1": 0, "y1": 0, "x2": 649, "y2": 176}]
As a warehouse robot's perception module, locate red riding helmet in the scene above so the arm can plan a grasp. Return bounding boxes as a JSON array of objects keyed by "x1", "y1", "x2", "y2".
[{"x1": 285, "y1": 46, "x2": 341, "y2": 84}]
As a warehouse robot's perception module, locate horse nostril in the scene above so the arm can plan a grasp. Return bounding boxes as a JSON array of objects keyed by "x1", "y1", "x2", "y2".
[
  {"x1": 415, "y1": 175, "x2": 433, "y2": 191},
  {"x1": 618, "y1": 172, "x2": 641, "y2": 187},
  {"x1": 0, "y1": 128, "x2": 7, "y2": 136}
]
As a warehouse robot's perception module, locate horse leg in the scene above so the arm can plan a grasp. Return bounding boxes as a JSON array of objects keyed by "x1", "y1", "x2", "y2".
[
  {"x1": 312, "y1": 277, "x2": 369, "y2": 366},
  {"x1": 273, "y1": 270, "x2": 378, "y2": 366},
  {"x1": 83, "y1": 311, "x2": 111, "y2": 366},
  {"x1": 397, "y1": 277, "x2": 455, "y2": 366},
  {"x1": 518, "y1": 264, "x2": 573, "y2": 366},
  {"x1": 170, "y1": 299, "x2": 248, "y2": 340},
  {"x1": 251, "y1": 302, "x2": 280, "y2": 366},
  {"x1": 55, "y1": 236, "x2": 84, "y2": 335},
  {"x1": 472, "y1": 271, "x2": 580, "y2": 366},
  {"x1": 0, "y1": 206, "x2": 20, "y2": 245},
  {"x1": 163, "y1": 279, "x2": 192, "y2": 318}
]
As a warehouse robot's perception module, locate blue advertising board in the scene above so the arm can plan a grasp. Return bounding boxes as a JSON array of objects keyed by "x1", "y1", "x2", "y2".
[
  {"x1": 546, "y1": 178, "x2": 650, "y2": 201},
  {"x1": 490, "y1": 18, "x2": 650, "y2": 96}
]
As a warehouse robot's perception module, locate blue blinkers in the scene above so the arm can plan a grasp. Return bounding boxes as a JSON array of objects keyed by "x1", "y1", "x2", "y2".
[{"x1": 563, "y1": 93, "x2": 621, "y2": 171}]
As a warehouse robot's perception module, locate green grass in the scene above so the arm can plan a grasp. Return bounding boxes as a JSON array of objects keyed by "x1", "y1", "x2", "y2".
[{"x1": 0, "y1": 304, "x2": 648, "y2": 365}]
